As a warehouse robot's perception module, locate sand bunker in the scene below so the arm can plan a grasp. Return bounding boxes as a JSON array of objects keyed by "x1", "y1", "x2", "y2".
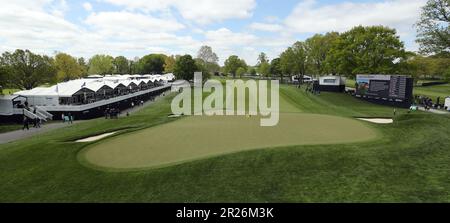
[
  {"x1": 76, "y1": 132, "x2": 117, "y2": 143},
  {"x1": 357, "y1": 118, "x2": 393, "y2": 124}
]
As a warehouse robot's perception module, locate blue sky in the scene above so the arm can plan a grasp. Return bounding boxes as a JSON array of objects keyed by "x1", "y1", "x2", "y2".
[{"x1": 0, "y1": 0, "x2": 427, "y2": 65}]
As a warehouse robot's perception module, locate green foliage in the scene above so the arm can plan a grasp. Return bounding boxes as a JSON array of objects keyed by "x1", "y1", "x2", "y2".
[
  {"x1": 138, "y1": 54, "x2": 166, "y2": 74},
  {"x1": 197, "y1": 46, "x2": 220, "y2": 76},
  {"x1": 329, "y1": 26, "x2": 406, "y2": 78},
  {"x1": 0, "y1": 49, "x2": 56, "y2": 90},
  {"x1": 88, "y1": 55, "x2": 114, "y2": 75},
  {"x1": 270, "y1": 58, "x2": 282, "y2": 79},
  {"x1": 54, "y1": 53, "x2": 83, "y2": 82},
  {"x1": 257, "y1": 52, "x2": 269, "y2": 66},
  {"x1": 113, "y1": 56, "x2": 130, "y2": 74},
  {"x1": 224, "y1": 55, "x2": 247, "y2": 78},
  {"x1": 236, "y1": 67, "x2": 246, "y2": 78},
  {"x1": 248, "y1": 67, "x2": 257, "y2": 76},
  {"x1": 164, "y1": 55, "x2": 176, "y2": 73},
  {"x1": 404, "y1": 54, "x2": 450, "y2": 82},
  {"x1": 416, "y1": 0, "x2": 450, "y2": 55},
  {"x1": 195, "y1": 58, "x2": 211, "y2": 80},
  {"x1": 306, "y1": 32, "x2": 340, "y2": 75},
  {"x1": 173, "y1": 55, "x2": 198, "y2": 80},
  {"x1": 258, "y1": 62, "x2": 271, "y2": 78},
  {"x1": 78, "y1": 57, "x2": 88, "y2": 76}
]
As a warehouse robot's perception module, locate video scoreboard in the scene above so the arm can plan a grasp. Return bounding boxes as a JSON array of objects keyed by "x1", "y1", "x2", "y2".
[{"x1": 355, "y1": 75, "x2": 413, "y2": 107}]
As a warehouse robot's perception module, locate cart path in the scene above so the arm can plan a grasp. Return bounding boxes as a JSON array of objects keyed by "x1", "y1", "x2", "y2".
[{"x1": 0, "y1": 122, "x2": 70, "y2": 144}]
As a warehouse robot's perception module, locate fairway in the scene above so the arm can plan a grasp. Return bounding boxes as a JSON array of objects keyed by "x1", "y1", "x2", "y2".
[{"x1": 80, "y1": 113, "x2": 378, "y2": 170}]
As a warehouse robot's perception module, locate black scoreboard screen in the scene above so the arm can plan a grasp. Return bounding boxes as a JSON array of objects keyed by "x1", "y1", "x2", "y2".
[{"x1": 355, "y1": 75, "x2": 413, "y2": 107}]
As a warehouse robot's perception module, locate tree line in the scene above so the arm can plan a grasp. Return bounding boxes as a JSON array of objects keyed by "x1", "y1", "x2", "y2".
[
  {"x1": 0, "y1": 0, "x2": 448, "y2": 91},
  {"x1": 222, "y1": 0, "x2": 449, "y2": 82},
  {"x1": 0, "y1": 46, "x2": 220, "y2": 90}
]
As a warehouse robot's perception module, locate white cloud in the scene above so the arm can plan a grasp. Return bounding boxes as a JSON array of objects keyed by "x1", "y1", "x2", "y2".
[
  {"x1": 285, "y1": 0, "x2": 426, "y2": 34},
  {"x1": 249, "y1": 22, "x2": 283, "y2": 32},
  {"x1": 84, "y1": 11, "x2": 185, "y2": 34},
  {"x1": 83, "y1": 2, "x2": 93, "y2": 11},
  {"x1": 101, "y1": 0, "x2": 256, "y2": 24}
]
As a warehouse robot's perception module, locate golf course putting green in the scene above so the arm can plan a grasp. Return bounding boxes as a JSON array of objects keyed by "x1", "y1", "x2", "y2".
[{"x1": 80, "y1": 113, "x2": 378, "y2": 171}]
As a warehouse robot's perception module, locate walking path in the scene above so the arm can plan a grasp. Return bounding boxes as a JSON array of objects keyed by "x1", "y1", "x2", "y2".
[
  {"x1": 0, "y1": 122, "x2": 69, "y2": 144},
  {"x1": 418, "y1": 106, "x2": 450, "y2": 115},
  {"x1": 0, "y1": 90, "x2": 172, "y2": 145}
]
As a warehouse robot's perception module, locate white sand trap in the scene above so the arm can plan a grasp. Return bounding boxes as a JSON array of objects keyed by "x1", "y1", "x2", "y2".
[
  {"x1": 357, "y1": 118, "x2": 393, "y2": 124},
  {"x1": 76, "y1": 132, "x2": 117, "y2": 143}
]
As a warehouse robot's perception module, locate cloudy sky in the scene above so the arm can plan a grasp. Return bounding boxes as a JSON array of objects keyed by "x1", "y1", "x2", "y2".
[{"x1": 0, "y1": 0, "x2": 427, "y2": 65}]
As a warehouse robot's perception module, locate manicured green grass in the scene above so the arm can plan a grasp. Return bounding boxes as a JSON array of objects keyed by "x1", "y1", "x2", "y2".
[
  {"x1": 81, "y1": 114, "x2": 377, "y2": 170},
  {"x1": 0, "y1": 84, "x2": 448, "y2": 202},
  {"x1": 414, "y1": 84, "x2": 450, "y2": 102},
  {"x1": 0, "y1": 124, "x2": 22, "y2": 134}
]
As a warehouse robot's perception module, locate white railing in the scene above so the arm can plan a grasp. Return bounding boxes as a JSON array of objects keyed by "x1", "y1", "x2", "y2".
[
  {"x1": 40, "y1": 84, "x2": 171, "y2": 112},
  {"x1": 35, "y1": 106, "x2": 53, "y2": 120}
]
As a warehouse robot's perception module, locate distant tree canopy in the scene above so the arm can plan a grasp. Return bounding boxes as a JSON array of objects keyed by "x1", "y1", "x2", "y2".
[
  {"x1": 77, "y1": 57, "x2": 88, "y2": 76},
  {"x1": 173, "y1": 55, "x2": 198, "y2": 80},
  {"x1": 54, "y1": 53, "x2": 83, "y2": 82},
  {"x1": 224, "y1": 55, "x2": 247, "y2": 78},
  {"x1": 270, "y1": 58, "x2": 282, "y2": 79},
  {"x1": 0, "y1": 49, "x2": 56, "y2": 90},
  {"x1": 257, "y1": 52, "x2": 269, "y2": 66},
  {"x1": 113, "y1": 56, "x2": 130, "y2": 74},
  {"x1": 306, "y1": 32, "x2": 340, "y2": 75},
  {"x1": 329, "y1": 26, "x2": 406, "y2": 77},
  {"x1": 236, "y1": 67, "x2": 246, "y2": 78},
  {"x1": 164, "y1": 55, "x2": 176, "y2": 73},
  {"x1": 88, "y1": 55, "x2": 114, "y2": 75},
  {"x1": 416, "y1": 0, "x2": 450, "y2": 55},
  {"x1": 196, "y1": 46, "x2": 220, "y2": 77},
  {"x1": 280, "y1": 41, "x2": 308, "y2": 78},
  {"x1": 138, "y1": 54, "x2": 166, "y2": 74}
]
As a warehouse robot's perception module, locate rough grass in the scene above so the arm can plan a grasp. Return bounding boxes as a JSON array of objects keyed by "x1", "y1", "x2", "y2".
[
  {"x1": 0, "y1": 84, "x2": 449, "y2": 202},
  {"x1": 0, "y1": 124, "x2": 22, "y2": 134}
]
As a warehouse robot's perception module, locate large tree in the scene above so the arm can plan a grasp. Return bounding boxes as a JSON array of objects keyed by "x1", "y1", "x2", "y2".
[
  {"x1": 78, "y1": 57, "x2": 88, "y2": 76},
  {"x1": 257, "y1": 52, "x2": 269, "y2": 66},
  {"x1": 258, "y1": 62, "x2": 271, "y2": 78},
  {"x1": 280, "y1": 47, "x2": 296, "y2": 77},
  {"x1": 164, "y1": 55, "x2": 176, "y2": 73},
  {"x1": 0, "y1": 66, "x2": 11, "y2": 91},
  {"x1": 197, "y1": 46, "x2": 219, "y2": 73},
  {"x1": 88, "y1": 55, "x2": 114, "y2": 75},
  {"x1": 416, "y1": 0, "x2": 450, "y2": 55},
  {"x1": 224, "y1": 55, "x2": 247, "y2": 78},
  {"x1": 329, "y1": 26, "x2": 406, "y2": 78},
  {"x1": 138, "y1": 54, "x2": 166, "y2": 74},
  {"x1": 113, "y1": 56, "x2": 130, "y2": 74},
  {"x1": 236, "y1": 67, "x2": 246, "y2": 78},
  {"x1": 0, "y1": 49, "x2": 56, "y2": 90},
  {"x1": 173, "y1": 55, "x2": 198, "y2": 80},
  {"x1": 306, "y1": 32, "x2": 340, "y2": 75},
  {"x1": 270, "y1": 58, "x2": 282, "y2": 81},
  {"x1": 54, "y1": 53, "x2": 83, "y2": 82}
]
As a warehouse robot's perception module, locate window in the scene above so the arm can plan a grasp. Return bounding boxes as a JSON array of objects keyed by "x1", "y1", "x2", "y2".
[{"x1": 323, "y1": 79, "x2": 336, "y2": 84}]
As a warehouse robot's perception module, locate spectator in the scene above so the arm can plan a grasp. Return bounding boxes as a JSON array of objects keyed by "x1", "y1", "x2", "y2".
[
  {"x1": 22, "y1": 116, "x2": 29, "y2": 131},
  {"x1": 68, "y1": 113, "x2": 73, "y2": 124}
]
